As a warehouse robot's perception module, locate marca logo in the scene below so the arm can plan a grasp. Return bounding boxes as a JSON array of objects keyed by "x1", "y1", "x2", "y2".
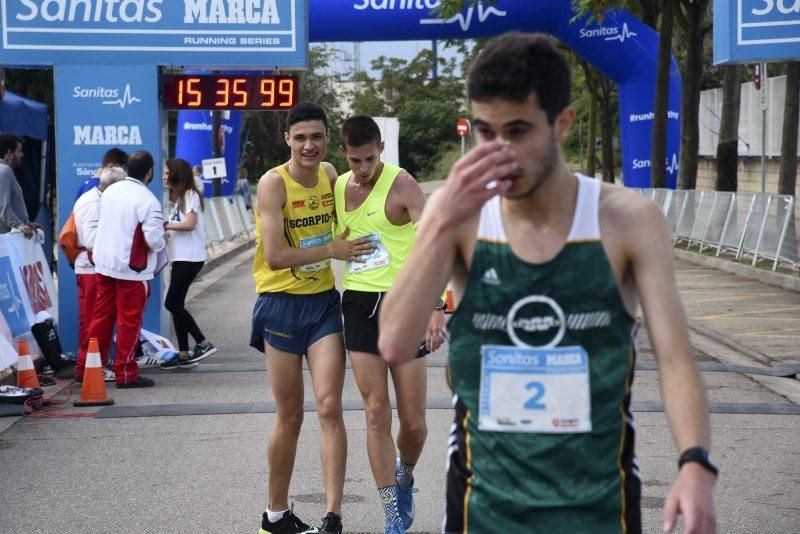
[
  {"x1": 73, "y1": 125, "x2": 143, "y2": 146},
  {"x1": 19, "y1": 262, "x2": 52, "y2": 314},
  {"x1": 73, "y1": 84, "x2": 142, "y2": 109},
  {"x1": 579, "y1": 22, "x2": 638, "y2": 43},
  {"x1": 184, "y1": 0, "x2": 281, "y2": 24}
]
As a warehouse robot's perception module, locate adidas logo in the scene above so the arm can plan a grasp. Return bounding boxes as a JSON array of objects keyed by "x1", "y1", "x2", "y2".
[{"x1": 481, "y1": 268, "x2": 501, "y2": 285}]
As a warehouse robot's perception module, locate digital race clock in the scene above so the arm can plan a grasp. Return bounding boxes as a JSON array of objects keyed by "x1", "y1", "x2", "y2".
[{"x1": 161, "y1": 74, "x2": 298, "y2": 110}]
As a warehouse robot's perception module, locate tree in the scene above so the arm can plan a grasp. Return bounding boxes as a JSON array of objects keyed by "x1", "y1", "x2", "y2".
[
  {"x1": 676, "y1": 0, "x2": 711, "y2": 190},
  {"x1": 714, "y1": 65, "x2": 742, "y2": 192},
  {"x1": 650, "y1": 0, "x2": 675, "y2": 188},
  {"x1": 779, "y1": 62, "x2": 800, "y2": 196}
]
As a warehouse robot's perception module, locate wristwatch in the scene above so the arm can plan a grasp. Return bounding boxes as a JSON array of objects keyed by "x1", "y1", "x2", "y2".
[
  {"x1": 434, "y1": 298, "x2": 447, "y2": 311},
  {"x1": 678, "y1": 447, "x2": 719, "y2": 477}
]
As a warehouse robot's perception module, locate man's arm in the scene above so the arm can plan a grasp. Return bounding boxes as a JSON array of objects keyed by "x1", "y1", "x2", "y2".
[
  {"x1": 258, "y1": 170, "x2": 374, "y2": 270},
  {"x1": 141, "y1": 197, "x2": 165, "y2": 252},
  {"x1": 379, "y1": 140, "x2": 517, "y2": 365},
  {"x1": 0, "y1": 169, "x2": 26, "y2": 232},
  {"x1": 626, "y1": 197, "x2": 716, "y2": 534}
]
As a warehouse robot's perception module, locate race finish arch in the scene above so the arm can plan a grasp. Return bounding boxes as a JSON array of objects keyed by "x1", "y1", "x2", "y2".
[
  {"x1": 0, "y1": 0, "x2": 307, "y2": 352},
  {"x1": 308, "y1": 0, "x2": 681, "y2": 189}
]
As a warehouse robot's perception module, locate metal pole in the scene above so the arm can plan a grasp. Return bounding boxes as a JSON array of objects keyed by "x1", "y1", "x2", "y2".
[
  {"x1": 461, "y1": 136, "x2": 465, "y2": 157},
  {"x1": 760, "y1": 62, "x2": 767, "y2": 193},
  {"x1": 211, "y1": 110, "x2": 221, "y2": 197}
]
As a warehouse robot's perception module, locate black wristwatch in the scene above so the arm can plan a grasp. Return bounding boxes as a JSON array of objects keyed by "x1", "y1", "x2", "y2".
[
  {"x1": 678, "y1": 447, "x2": 719, "y2": 477},
  {"x1": 434, "y1": 298, "x2": 447, "y2": 312}
]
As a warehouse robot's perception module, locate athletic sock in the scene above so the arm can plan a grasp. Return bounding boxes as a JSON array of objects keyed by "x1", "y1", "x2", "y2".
[
  {"x1": 396, "y1": 458, "x2": 415, "y2": 487},
  {"x1": 378, "y1": 485, "x2": 401, "y2": 524},
  {"x1": 266, "y1": 508, "x2": 288, "y2": 523}
]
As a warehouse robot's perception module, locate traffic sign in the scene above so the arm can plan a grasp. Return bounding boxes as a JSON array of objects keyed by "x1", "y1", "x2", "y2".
[
  {"x1": 202, "y1": 157, "x2": 227, "y2": 180},
  {"x1": 456, "y1": 119, "x2": 471, "y2": 138}
]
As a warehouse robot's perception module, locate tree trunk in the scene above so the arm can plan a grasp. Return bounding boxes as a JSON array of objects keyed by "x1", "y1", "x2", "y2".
[
  {"x1": 677, "y1": 0, "x2": 709, "y2": 190},
  {"x1": 779, "y1": 62, "x2": 800, "y2": 196},
  {"x1": 638, "y1": 0, "x2": 659, "y2": 29},
  {"x1": 579, "y1": 59, "x2": 599, "y2": 178},
  {"x1": 715, "y1": 65, "x2": 743, "y2": 192},
  {"x1": 588, "y1": 92, "x2": 598, "y2": 178},
  {"x1": 599, "y1": 76, "x2": 615, "y2": 183},
  {"x1": 651, "y1": 0, "x2": 675, "y2": 188}
]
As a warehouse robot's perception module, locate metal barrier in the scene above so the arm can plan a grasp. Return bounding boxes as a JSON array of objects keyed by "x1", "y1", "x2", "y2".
[
  {"x1": 171, "y1": 195, "x2": 255, "y2": 250},
  {"x1": 644, "y1": 188, "x2": 799, "y2": 272}
]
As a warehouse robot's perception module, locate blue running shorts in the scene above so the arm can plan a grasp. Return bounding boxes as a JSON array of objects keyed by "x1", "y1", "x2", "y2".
[{"x1": 250, "y1": 289, "x2": 343, "y2": 355}]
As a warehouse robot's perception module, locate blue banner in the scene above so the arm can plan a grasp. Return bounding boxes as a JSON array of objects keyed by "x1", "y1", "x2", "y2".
[
  {"x1": 0, "y1": 256, "x2": 30, "y2": 337},
  {"x1": 308, "y1": 0, "x2": 681, "y2": 188},
  {"x1": 715, "y1": 1, "x2": 800, "y2": 64},
  {"x1": 55, "y1": 64, "x2": 166, "y2": 353},
  {"x1": 0, "y1": 0, "x2": 307, "y2": 67},
  {"x1": 175, "y1": 110, "x2": 243, "y2": 197}
]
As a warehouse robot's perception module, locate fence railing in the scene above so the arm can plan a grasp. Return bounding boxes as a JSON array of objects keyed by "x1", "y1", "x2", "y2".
[
  {"x1": 640, "y1": 188, "x2": 798, "y2": 272},
  {"x1": 198, "y1": 195, "x2": 254, "y2": 248}
]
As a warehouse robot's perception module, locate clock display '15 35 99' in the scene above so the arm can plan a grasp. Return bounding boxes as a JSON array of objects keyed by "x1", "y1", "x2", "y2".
[{"x1": 161, "y1": 74, "x2": 298, "y2": 110}]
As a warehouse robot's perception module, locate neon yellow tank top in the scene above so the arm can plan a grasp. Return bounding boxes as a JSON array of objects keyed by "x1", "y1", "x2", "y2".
[
  {"x1": 253, "y1": 165, "x2": 335, "y2": 294},
  {"x1": 334, "y1": 163, "x2": 415, "y2": 292}
]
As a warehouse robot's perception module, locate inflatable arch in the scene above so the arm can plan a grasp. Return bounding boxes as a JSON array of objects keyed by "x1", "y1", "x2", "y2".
[{"x1": 308, "y1": 0, "x2": 681, "y2": 188}]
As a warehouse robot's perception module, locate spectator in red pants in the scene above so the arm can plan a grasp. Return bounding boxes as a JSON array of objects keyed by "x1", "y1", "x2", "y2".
[
  {"x1": 82, "y1": 150, "x2": 165, "y2": 388},
  {"x1": 73, "y1": 163, "x2": 127, "y2": 382}
]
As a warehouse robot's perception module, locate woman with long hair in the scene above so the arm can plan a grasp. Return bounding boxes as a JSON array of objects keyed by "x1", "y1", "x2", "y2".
[{"x1": 160, "y1": 158, "x2": 217, "y2": 368}]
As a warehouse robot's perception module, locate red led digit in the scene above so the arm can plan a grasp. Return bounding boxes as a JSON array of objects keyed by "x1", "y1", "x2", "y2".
[
  {"x1": 278, "y1": 78, "x2": 293, "y2": 107},
  {"x1": 260, "y1": 78, "x2": 276, "y2": 108},
  {"x1": 233, "y1": 78, "x2": 248, "y2": 107},
  {"x1": 215, "y1": 78, "x2": 230, "y2": 107}
]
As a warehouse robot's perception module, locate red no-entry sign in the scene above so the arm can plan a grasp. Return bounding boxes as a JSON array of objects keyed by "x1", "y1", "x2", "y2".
[{"x1": 456, "y1": 119, "x2": 471, "y2": 138}]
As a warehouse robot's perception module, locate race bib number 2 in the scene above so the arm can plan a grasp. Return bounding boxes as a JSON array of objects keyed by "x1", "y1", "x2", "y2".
[
  {"x1": 348, "y1": 232, "x2": 390, "y2": 274},
  {"x1": 478, "y1": 345, "x2": 592, "y2": 433}
]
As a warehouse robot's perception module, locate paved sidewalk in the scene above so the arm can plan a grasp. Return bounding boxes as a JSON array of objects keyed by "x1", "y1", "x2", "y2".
[{"x1": 0, "y1": 244, "x2": 798, "y2": 533}]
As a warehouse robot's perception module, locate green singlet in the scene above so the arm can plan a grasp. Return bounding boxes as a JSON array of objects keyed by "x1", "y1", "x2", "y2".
[{"x1": 443, "y1": 175, "x2": 641, "y2": 534}]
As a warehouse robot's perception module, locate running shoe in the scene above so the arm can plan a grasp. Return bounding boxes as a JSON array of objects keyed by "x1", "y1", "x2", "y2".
[
  {"x1": 159, "y1": 356, "x2": 193, "y2": 370},
  {"x1": 318, "y1": 512, "x2": 342, "y2": 534},
  {"x1": 103, "y1": 367, "x2": 116, "y2": 382},
  {"x1": 186, "y1": 342, "x2": 218, "y2": 364},
  {"x1": 396, "y1": 462, "x2": 415, "y2": 530},
  {"x1": 258, "y1": 507, "x2": 319, "y2": 534},
  {"x1": 384, "y1": 521, "x2": 406, "y2": 534}
]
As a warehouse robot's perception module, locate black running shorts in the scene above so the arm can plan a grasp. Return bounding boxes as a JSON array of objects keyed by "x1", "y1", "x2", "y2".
[{"x1": 341, "y1": 289, "x2": 428, "y2": 358}]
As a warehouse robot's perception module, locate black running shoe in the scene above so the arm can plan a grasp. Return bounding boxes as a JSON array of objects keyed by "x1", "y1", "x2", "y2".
[
  {"x1": 258, "y1": 507, "x2": 319, "y2": 534},
  {"x1": 318, "y1": 512, "x2": 342, "y2": 534},
  {"x1": 116, "y1": 376, "x2": 155, "y2": 388},
  {"x1": 186, "y1": 342, "x2": 218, "y2": 364}
]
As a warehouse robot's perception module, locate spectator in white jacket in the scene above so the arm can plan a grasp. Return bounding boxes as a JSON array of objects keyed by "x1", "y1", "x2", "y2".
[
  {"x1": 72, "y1": 165, "x2": 127, "y2": 383},
  {"x1": 81, "y1": 150, "x2": 165, "y2": 388}
]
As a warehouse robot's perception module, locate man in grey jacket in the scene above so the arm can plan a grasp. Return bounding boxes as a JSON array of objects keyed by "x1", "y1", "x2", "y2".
[{"x1": 0, "y1": 133, "x2": 39, "y2": 238}]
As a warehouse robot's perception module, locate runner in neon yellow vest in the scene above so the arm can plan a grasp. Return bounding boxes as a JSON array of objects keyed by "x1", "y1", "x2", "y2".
[{"x1": 335, "y1": 115, "x2": 446, "y2": 534}]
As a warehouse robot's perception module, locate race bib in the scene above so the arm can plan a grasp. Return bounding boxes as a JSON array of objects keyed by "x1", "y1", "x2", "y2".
[
  {"x1": 299, "y1": 232, "x2": 332, "y2": 273},
  {"x1": 478, "y1": 345, "x2": 592, "y2": 433},
  {"x1": 348, "y1": 232, "x2": 390, "y2": 274}
]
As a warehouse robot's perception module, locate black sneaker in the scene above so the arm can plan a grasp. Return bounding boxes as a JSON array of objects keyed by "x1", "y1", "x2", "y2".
[
  {"x1": 319, "y1": 512, "x2": 342, "y2": 534},
  {"x1": 258, "y1": 507, "x2": 319, "y2": 534},
  {"x1": 116, "y1": 376, "x2": 155, "y2": 388},
  {"x1": 186, "y1": 342, "x2": 218, "y2": 364},
  {"x1": 160, "y1": 356, "x2": 193, "y2": 370}
]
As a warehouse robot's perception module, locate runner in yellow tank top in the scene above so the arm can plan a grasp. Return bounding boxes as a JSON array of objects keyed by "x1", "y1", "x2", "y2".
[
  {"x1": 251, "y1": 103, "x2": 375, "y2": 534},
  {"x1": 334, "y1": 116, "x2": 446, "y2": 534}
]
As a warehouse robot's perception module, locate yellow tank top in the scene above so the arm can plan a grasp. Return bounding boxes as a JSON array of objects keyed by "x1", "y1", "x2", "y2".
[
  {"x1": 334, "y1": 163, "x2": 415, "y2": 292},
  {"x1": 253, "y1": 165, "x2": 335, "y2": 294}
]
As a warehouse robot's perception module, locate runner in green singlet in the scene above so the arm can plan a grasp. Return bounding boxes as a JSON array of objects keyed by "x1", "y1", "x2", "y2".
[{"x1": 378, "y1": 33, "x2": 717, "y2": 534}]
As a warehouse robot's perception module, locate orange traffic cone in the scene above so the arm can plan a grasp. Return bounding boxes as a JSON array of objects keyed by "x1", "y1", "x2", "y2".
[
  {"x1": 74, "y1": 338, "x2": 114, "y2": 407},
  {"x1": 16, "y1": 340, "x2": 40, "y2": 389},
  {"x1": 445, "y1": 285, "x2": 457, "y2": 315}
]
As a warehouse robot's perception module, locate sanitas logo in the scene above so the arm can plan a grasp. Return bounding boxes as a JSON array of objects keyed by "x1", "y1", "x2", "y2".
[
  {"x1": 632, "y1": 153, "x2": 679, "y2": 173},
  {"x1": 579, "y1": 22, "x2": 638, "y2": 43},
  {"x1": 750, "y1": 0, "x2": 800, "y2": 16},
  {"x1": 73, "y1": 84, "x2": 141, "y2": 109},
  {"x1": 73, "y1": 125, "x2": 142, "y2": 146},
  {"x1": 353, "y1": 0, "x2": 506, "y2": 32},
  {"x1": 16, "y1": 0, "x2": 165, "y2": 23}
]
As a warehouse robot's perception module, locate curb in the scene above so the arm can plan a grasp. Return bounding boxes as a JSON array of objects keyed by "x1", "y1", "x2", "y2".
[{"x1": 674, "y1": 249, "x2": 800, "y2": 294}]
